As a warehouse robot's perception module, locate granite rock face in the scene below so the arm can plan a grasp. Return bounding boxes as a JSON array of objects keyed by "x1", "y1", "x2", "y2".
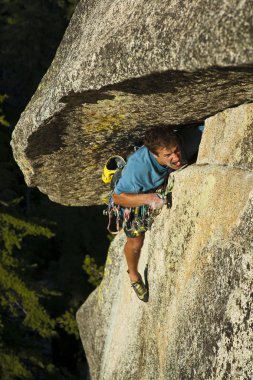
[
  {"x1": 77, "y1": 103, "x2": 253, "y2": 380},
  {"x1": 9, "y1": 0, "x2": 253, "y2": 376},
  {"x1": 11, "y1": 0, "x2": 253, "y2": 205}
]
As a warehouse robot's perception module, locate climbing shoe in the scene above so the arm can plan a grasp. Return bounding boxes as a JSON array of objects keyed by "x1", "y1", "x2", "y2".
[{"x1": 128, "y1": 272, "x2": 148, "y2": 302}]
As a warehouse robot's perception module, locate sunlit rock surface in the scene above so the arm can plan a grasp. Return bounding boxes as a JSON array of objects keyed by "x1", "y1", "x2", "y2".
[
  {"x1": 11, "y1": 0, "x2": 253, "y2": 205},
  {"x1": 10, "y1": 0, "x2": 253, "y2": 376},
  {"x1": 77, "y1": 103, "x2": 253, "y2": 380}
]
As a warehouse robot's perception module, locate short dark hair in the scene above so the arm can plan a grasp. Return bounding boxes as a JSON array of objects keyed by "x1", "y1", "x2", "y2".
[{"x1": 144, "y1": 127, "x2": 178, "y2": 155}]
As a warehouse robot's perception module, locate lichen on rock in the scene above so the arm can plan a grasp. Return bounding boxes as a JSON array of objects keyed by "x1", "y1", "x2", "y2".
[{"x1": 11, "y1": 0, "x2": 253, "y2": 206}]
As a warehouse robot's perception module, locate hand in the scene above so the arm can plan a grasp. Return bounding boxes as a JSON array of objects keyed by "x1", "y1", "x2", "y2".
[{"x1": 148, "y1": 193, "x2": 165, "y2": 209}]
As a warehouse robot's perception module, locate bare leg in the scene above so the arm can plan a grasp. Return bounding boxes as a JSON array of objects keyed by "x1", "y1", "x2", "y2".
[{"x1": 124, "y1": 234, "x2": 145, "y2": 282}]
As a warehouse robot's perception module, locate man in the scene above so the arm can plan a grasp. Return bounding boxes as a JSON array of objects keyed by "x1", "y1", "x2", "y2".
[{"x1": 113, "y1": 125, "x2": 203, "y2": 301}]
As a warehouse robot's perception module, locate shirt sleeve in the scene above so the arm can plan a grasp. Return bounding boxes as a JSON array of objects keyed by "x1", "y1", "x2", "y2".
[{"x1": 114, "y1": 160, "x2": 145, "y2": 195}]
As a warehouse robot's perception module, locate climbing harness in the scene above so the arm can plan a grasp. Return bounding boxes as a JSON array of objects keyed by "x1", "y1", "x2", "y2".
[
  {"x1": 103, "y1": 196, "x2": 123, "y2": 235},
  {"x1": 103, "y1": 186, "x2": 170, "y2": 236},
  {"x1": 101, "y1": 156, "x2": 186, "y2": 236}
]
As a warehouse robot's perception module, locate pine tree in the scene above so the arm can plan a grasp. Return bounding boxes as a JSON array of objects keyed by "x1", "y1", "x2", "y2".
[
  {"x1": 0, "y1": 96, "x2": 10, "y2": 127},
  {"x1": 0, "y1": 212, "x2": 58, "y2": 379}
]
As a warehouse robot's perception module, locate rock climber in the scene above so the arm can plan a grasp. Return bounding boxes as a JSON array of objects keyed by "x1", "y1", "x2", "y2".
[{"x1": 112, "y1": 125, "x2": 204, "y2": 302}]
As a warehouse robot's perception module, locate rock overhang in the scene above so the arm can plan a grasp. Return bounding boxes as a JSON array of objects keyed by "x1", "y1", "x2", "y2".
[{"x1": 11, "y1": 0, "x2": 253, "y2": 206}]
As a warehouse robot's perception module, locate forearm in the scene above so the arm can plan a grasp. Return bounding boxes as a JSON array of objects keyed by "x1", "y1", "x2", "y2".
[{"x1": 113, "y1": 192, "x2": 156, "y2": 208}]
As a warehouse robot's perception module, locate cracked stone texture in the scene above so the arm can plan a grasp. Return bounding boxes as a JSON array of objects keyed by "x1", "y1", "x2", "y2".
[
  {"x1": 77, "y1": 103, "x2": 253, "y2": 380},
  {"x1": 11, "y1": 0, "x2": 253, "y2": 206}
]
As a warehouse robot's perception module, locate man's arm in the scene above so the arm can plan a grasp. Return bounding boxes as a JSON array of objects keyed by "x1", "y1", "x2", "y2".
[{"x1": 113, "y1": 192, "x2": 164, "y2": 208}]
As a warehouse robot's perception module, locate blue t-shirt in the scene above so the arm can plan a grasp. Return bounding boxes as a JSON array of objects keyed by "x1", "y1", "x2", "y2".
[
  {"x1": 114, "y1": 146, "x2": 172, "y2": 195},
  {"x1": 114, "y1": 124, "x2": 204, "y2": 195}
]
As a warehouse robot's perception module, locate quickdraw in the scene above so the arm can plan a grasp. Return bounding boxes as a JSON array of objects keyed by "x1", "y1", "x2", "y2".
[
  {"x1": 102, "y1": 160, "x2": 183, "y2": 236},
  {"x1": 103, "y1": 195, "x2": 165, "y2": 236},
  {"x1": 103, "y1": 194, "x2": 122, "y2": 235}
]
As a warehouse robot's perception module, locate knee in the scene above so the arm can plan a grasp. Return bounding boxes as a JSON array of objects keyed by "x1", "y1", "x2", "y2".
[{"x1": 126, "y1": 235, "x2": 145, "y2": 253}]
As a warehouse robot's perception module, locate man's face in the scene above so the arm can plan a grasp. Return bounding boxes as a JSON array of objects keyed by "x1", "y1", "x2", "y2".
[{"x1": 154, "y1": 144, "x2": 182, "y2": 169}]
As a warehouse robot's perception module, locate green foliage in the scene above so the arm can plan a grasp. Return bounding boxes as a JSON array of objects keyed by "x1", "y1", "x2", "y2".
[
  {"x1": 0, "y1": 212, "x2": 57, "y2": 377},
  {"x1": 0, "y1": 197, "x2": 24, "y2": 208},
  {"x1": 0, "y1": 95, "x2": 10, "y2": 127},
  {"x1": 83, "y1": 255, "x2": 104, "y2": 287},
  {"x1": 0, "y1": 212, "x2": 54, "y2": 253},
  {"x1": 0, "y1": 265, "x2": 56, "y2": 337},
  {"x1": 0, "y1": 352, "x2": 32, "y2": 380},
  {"x1": 57, "y1": 308, "x2": 79, "y2": 339}
]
